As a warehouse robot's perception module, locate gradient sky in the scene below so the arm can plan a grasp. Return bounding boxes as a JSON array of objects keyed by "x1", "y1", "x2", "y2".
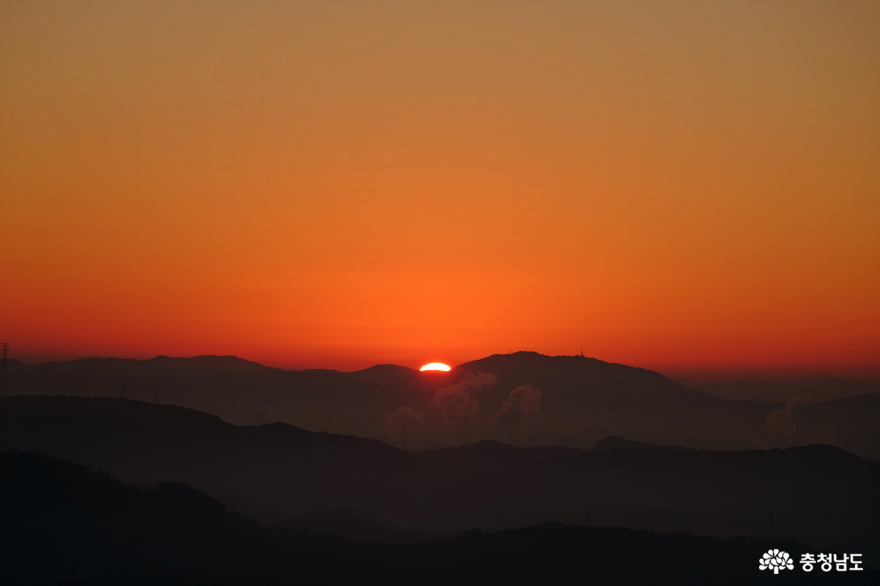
[{"x1": 2, "y1": 1, "x2": 879, "y2": 379}]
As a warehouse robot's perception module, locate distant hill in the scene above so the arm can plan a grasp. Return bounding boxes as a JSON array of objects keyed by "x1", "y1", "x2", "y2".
[
  {"x1": 413, "y1": 444, "x2": 880, "y2": 551},
  {"x1": 5, "y1": 352, "x2": 879, "y2": 458},
  {"x1": 2, "y1": 395, "x2": 878, "y2": 558},
  {"x1": 457, "y1": 352, "x2": 710, "y2": 401},
  {"x1": 417, "y1": 440, "x2": 586, "y2": 469},
  {"x1": 4, "y1": 354, "x2": 422, "y2": 439},
  {"x1": 589, "y1": 436, "x2": 694, "y2": 452},
  {"x1": 346, "y1": 363, "x2": 424, "y2": 386},
  {"x1": 146, "y1": 354, "x2": 272, "y2": 372},
  {"x1": 4, "y1": 450, "x2": 877, "y2": 585},
  {"x1": 276, "y1": 508, "x2": 460, "y2": 544},
  {"x1": 445, "y1": 353, "x2": 879, "y2": 458},
  {"x1": 681, "y1": 375, "x2": 880, "y2": 404}
]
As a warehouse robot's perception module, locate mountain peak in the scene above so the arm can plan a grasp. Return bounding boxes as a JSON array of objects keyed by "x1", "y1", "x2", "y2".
[
  {"x1": 453, "y1": 352, "x2": 712, "y2": 402},
  {"x1": 145, "y1": 355, "x2": 271, "y2": 372},
  {"x1": 346, "y1": 364, "x2": 421, "y2": 386}
]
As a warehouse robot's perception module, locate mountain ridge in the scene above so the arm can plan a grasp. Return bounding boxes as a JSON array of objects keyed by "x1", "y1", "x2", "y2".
[
  {"x1": 12, "y1": 449, "x2": 877, "y2": 584},
  {"x1": 4, "y1": 352, "x2": 878, "y2": 458},
  {"x1": 2, "y1": 394, "x2": 878, "y2": 557}
]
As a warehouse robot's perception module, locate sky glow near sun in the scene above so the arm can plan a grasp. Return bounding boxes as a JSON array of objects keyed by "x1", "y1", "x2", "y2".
[
  {"x1": 420, "y1": 363, "x2": 451, "y2": 372},
  {"x1": 2, "y1": 1, "x2": 879, "y2": 379}
]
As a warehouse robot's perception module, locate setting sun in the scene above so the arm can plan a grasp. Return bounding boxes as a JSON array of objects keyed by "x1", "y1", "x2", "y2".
[{"x1": 420, "y1": 363, "x2": 451, "y2": 372}]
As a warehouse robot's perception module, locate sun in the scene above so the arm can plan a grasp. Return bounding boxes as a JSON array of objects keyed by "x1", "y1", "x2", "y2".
[{"x1": 420, "y1": 362, "x2": 451, "y2": 372}]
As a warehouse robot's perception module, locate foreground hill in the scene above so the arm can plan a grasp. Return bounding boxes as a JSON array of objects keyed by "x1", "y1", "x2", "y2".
[
  {"x1": 3, "y1": 450, "x2": 876, "y2": 585},
  {"x1": 7, "y1": 352, "x2": 879, "y2": 458},
  {"x1": 2, "y1": 395, "x2": 878, "y2": 557}
]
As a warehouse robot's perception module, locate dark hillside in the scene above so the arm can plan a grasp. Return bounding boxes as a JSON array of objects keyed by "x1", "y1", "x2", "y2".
[{"x1": 3, "y1": 450, "x2": 875, "y2": 585}]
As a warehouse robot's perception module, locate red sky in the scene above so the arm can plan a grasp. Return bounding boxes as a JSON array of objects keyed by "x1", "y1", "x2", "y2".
[{"x1": 2, "y1": 1, "x2": 879, "y2": 380}]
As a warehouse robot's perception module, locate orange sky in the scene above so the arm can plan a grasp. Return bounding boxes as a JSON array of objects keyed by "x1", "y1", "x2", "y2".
[{"x1": 1, "y1": 1, "x2": 879, "y2": 379}]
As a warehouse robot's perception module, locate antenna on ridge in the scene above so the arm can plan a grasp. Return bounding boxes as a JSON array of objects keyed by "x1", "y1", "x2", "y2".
[{"x1": 0, "y1": 343, "x2": 9, "y2": 396}]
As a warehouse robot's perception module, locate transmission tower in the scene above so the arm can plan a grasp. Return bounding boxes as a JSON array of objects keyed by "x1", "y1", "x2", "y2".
[{"x1": 0, "y1": 343, "x2": 9, "y2": 396}]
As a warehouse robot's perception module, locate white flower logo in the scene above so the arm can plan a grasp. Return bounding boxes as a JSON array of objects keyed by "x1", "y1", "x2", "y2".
[{"x1": 759, "y1": 549, "x2": 794, "y2": 574}]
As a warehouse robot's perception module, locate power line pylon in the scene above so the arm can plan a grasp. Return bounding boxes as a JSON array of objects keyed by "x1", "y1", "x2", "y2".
[{"x1": 0, "y1": 343, "x2": 9, "y2": 396}]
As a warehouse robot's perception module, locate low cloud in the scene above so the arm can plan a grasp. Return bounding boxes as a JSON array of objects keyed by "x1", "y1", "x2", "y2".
[
  {"x1": 429, "y1": 372, "x2": 496, "y2": 445},
  {"x1": 490, "y1": 383, "x2": 543, "y2": 444},
  {"x1": 765, "y1": 399, "x2": 797, "y2": 444}
]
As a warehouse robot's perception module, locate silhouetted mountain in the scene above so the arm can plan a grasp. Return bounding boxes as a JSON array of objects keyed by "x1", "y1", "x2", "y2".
[
  {"x1": 346, "y1": 363, "x2": 423, "y2": 386},
  {"x1": 440, "y1": 353, "x2": 880, "y2": 458},
  {"x1": 457, "y1": 352, "x2": 709, "y2": 401},
  {"x1": 412, "y1": 444, "x2": 880, "y2": 555},
  {"x1": 0, "y1": 449, "x2": 261, "y2": 583},
  {"x1": 681, "y1": 375, "x2": 880, "y2": 404},
  {"x1": 5, "y1": 352, "x2": 879, "y2": 459},
  {"x1": 791, "y1": 394, "x2": 880, "y2": 459},
  {"x1": 147, "y1": 354, "x2": 272, "y2": 372},
  {"x1": 276, "y1": 508, "x2": 460, "y2": 544},
  {"x1": 589, "y1": 436, "x2": 694, "y2": 452},
  {"x1": 2, "y1": 395, "x2": 878, "y2": 560},
  {"x1": 4, "y1": 450, "x2": 876, "y2": 585},
  {"x1": 4, "y1": 355, "x2": 421, "y2": 438},
  {"x1": 418, "y1": 440, "x2": 586, "y2": 469}
]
